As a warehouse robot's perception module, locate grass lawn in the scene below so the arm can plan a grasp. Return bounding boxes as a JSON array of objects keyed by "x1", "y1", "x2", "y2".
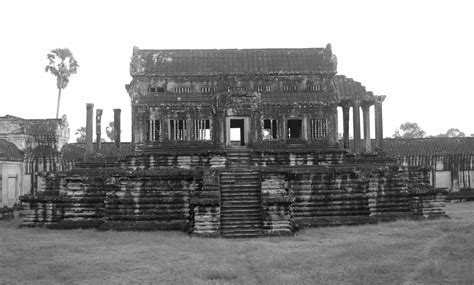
[{"x1": 1, "y1": 202, "x2": 474, "y2": 284}]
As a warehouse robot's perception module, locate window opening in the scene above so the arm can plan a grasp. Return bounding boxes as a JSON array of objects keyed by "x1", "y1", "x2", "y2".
[
  {"x1": 256, "y1": 85, "x2": 272, "y2": 92},
  {"x1": 287, "y1": 119, "x2": 302, "y2": 139},
  {"x1": 174, "y1": 87, "x2": 192, "y2": 94},
  {"x1": 307, "y1": 84, "x2": 321, "y2": 91},
  {"x1": 146, "y1": 120, "x2": 162, "y2": 141},
  {"x1": 148, "y1": 86, "x2": 165, "y2": 93},
  {"x1": 263, "y1": 119, "x2": 279, "y2": 140},
  {"x1": 200, "y1": 87, "x2": 216, "y2": 93},
  {"x1": 310, "y1": 119, "x2": 327, "y2": 139},
  {"x1": 170, "y1": 119, "x2": 187, "y2": 141},
  {"x1": 194, "y1": 119, "x2": 211, "y2": 140},
  {"x1": 283, "y1": 85, "x2": 298, "y2": 92}
]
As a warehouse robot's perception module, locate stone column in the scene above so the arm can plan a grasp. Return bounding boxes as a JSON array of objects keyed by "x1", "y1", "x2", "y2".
[
  {"x1": 85, "y1": 103, "x2": 94, "y2": 154},
  {"x1": 342, "y1": 104, "x2": 350, "y2": 149},
  {"x1": 327, "y1": 108, "x2": 338, "y2": 146},
  {"x1": 95, "y1": 109, "x2": 103, "y2": 153},
  {"x1": 113, "y1": 109, "x2": 121, "y2": 150},
  {"x1": 362, "y1": 103, "x2": 372, "y2": 153},
  {"x1": 352, "y1": 101, "x2": 361, "y2": 153},
  {"x1": 374, "y1": 96, "x2": 386, "y2": 152}
]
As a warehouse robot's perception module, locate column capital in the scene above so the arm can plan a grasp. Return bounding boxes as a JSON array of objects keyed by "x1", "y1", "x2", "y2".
[
  {"x1": 361, "y1": 101, "x2": 372, "y2": 111},
  {"x1": 338, "y1": 99, "x2": 353, "y2": 108},
  {"x1": 376, "y1": 95, "x2": 386, "y2": 103}
]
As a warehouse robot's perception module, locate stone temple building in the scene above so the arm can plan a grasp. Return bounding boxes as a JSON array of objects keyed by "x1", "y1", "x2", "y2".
[
  {"x1": 0, "y1": 115, "x2": 69, "y2": 207},
  {"x1": 19, "y1": 45, "x2": 446, "y2": 237}
]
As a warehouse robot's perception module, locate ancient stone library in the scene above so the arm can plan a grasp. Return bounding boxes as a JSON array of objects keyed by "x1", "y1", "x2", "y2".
[{"x1": 17, "y1": 44, "x2": 447, "y2": 237}]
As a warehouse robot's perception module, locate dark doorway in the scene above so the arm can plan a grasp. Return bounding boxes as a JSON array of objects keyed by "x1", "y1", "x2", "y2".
[
  {"x1": 287, "y1": 119, "x2": 302, "y2": 139},
  {"x1": 230, "y1": 119, "x2": 245, "y2": 146}
]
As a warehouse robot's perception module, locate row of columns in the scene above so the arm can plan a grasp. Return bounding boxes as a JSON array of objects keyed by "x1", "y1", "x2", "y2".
[
  {"x1": 341, "y1": 96, "x2": 385, "y2": 153},
  {"x1": 85, "y1": 103, "x2": 121, "y2": 155}
]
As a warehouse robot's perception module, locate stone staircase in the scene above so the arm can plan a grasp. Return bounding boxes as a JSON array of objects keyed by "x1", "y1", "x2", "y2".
[
  {"x1": 219, "y1": 169, "x2": 264, "y2": 238},
  {"x1": 226, "y1": 149, "x2": 252, "y2": 168}
]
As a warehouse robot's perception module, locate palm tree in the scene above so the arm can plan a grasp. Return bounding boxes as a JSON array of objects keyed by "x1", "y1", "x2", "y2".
[{"x1": 45, "y1": 48, "x2": 79, "y2": 118}]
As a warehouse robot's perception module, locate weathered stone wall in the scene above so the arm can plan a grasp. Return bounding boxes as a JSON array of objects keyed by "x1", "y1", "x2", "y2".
[
  {"x1": 100, "y1": 170, "x2": 195, "y2": 231},
  {"x1": 290, "y1": 168, "x2": 371, "y2": 227},
  {"x1": 368, "y1": 167, "x2": 412, "y2": 221},
  {"x1": 189, "y1": 170, "x2": 220, "y2": 236},
  {"x1": 21, "y1": 169, "x2": 197, "y2": 231},
  {"x1": 261, "y1": 171, "x2": 294, "y2": 235},
  {"x1": 124, "y1": 150, "x2": 345, "y2": 170},
  {"x1": 19, "y1": 152, "x2": 447, "y2": 236}
]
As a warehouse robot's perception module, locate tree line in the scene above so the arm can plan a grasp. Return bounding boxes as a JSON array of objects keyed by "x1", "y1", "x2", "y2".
[{"x1": 393, "y1": 122, "x2": 469, "y2": 139}]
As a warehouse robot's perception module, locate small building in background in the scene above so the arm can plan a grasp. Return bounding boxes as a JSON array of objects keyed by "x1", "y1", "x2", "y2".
[
  {"x1": 0, "y1": 115, "x2": 69, "y2": 206},
  {"x1": 383, "y1": 137, "x2": 474, "y2": 191}
]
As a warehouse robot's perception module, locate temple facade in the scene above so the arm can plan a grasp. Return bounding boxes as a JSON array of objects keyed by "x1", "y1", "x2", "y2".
[
  {"x1": 18, "y1": 45, "x2": 446, "y2": 237},
  {"x1": 126, "y1": 45, "x2": 340, "y2": 152}
]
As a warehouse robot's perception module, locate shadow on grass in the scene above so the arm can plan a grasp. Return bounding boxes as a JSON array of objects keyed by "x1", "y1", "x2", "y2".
[{"x1": 202, "y1": 269, "x2": 239, "y2": 282}]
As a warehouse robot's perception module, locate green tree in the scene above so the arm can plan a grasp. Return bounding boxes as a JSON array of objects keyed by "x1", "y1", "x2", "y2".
[
  {"x1": 445, "y1": 128, "x2": 465, "y2": 137},
  {"x1": 432, "y1": 128, "x2": 466, "y2": 138},
  {"x1": 393, "y1": 122, "x2": 425, "y2": 139},
  {"x1": 75, "y1": 127, "x2": 86, "y2": 143},
  {"x1": 45, "y1": 48, "x2": 79, "y2": 118}
]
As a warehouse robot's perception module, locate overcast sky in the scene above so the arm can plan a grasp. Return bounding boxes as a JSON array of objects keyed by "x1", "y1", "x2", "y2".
[{"x1": 1, "y1": 0, "x2": 473, "y2": 142}]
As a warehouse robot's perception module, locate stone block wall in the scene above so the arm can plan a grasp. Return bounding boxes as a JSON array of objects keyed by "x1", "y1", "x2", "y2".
[
  {"x1": 121, "y1": 149, "x2": 346, "y2": 171},
  {"x1": 261, "y1": 171, "x2": 294, "y2": 235},
  {"x1": 19, "y1": 151, "x2": 448, "y2": 236},
  {"x1": 368, "y1": 167, "x2": 412, "y2": 221},
  {"x1": 290, "y1": 169, "x2": 372, "y2": 227},
  {"x1": 98, "y1": 170, "x2": 195, "y2": 231},
  {"x1": 411, "y1": 191, "x2": 447, "y2": 218},
  {"x1": 21, "y1": 196, "x2": 65, "y2": 226},
  {"x1": 21, "y1": 169, "x2": 197, "y2": 231},
  {"x1": 189, "y1": 170, "x2": 220, "y2": 236}
]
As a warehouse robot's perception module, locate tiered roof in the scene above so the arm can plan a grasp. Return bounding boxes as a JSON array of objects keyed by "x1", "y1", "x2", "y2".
[
  {"x1": 335, "y1": 75, "x2": 377, "y2": 102},
  {"x1": 130, "y1": 45, "x2": 337, "y2": 76},
  {"x1": 383, "y1": 138, "x2": 474, "y2": 156}
]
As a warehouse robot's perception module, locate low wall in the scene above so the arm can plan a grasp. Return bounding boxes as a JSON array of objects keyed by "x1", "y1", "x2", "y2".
[{"x1": 19, "y1": 151, "x2": 448, "y2": 236}]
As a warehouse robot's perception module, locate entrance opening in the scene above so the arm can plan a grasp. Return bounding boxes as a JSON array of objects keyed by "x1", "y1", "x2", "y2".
[
  {"x1": 287, "y1": 119, "x2": 302, "y2": 139},
  {"x1": 230, "y1": 119, "x2": 245, "y2": 146}
]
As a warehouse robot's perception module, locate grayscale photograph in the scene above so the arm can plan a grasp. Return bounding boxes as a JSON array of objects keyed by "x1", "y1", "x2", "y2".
[{"x1": 1, "y1": 0, "x2": 473, "y2": 283}]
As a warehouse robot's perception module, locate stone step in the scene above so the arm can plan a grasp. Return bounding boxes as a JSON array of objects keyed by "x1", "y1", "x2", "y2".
[
  {"x1": 220, "y1": 169, "x2": 257, "y2": 173},
  {"x1": 220, "y1": 190, "x2": 260, "y2": 194},
  {"x1": 221, "y1": 200, "x2": 261, "y2": 205},
  {"x1": 220, "y1": 197, "x2": 261, "y2": 202},
  {"x1": 221, "y1": 223, "x2": 263, "y2": 229},
  {"x1": 221, "y1": 177, "x2": 257, "y2": 181},
  {"x1": 220, "y1": 207, "x2": 262, "y2": 213},
  {"x1": 220, "y1": 186, "x2": 260, "y2": 190},
  {"x1": 221, "y1": 229, "x2": 263, "y2": 238},
  {"x1": 220, "y1": 208, "x2": 262, "y2": 214},
  {"x1": 220, "y1": 217, "x2": 262, "y2": 223},
  {"x1": 220, "y1": 175, "x2": 259, "y2": 180},
  {"x1": 220, "y1": 173, "x2": 259, "y2": 177},
  {"x1": 221, "y1": 206, "x2": 262, "y2": 212},
  {"x1": 219, "y1": 168, "x2": 263, "y2": 238},
  {"x1": 220, "y1": 193, "x2": 261, "y2": 198},
  {"x1": 220, "y1": 185, "x2": 260, "y2": 189}
]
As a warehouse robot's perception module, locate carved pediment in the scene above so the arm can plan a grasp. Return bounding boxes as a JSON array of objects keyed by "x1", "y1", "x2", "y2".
[{"x1": 216, "y1": 91, "x2": 261, "y2": 110}]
